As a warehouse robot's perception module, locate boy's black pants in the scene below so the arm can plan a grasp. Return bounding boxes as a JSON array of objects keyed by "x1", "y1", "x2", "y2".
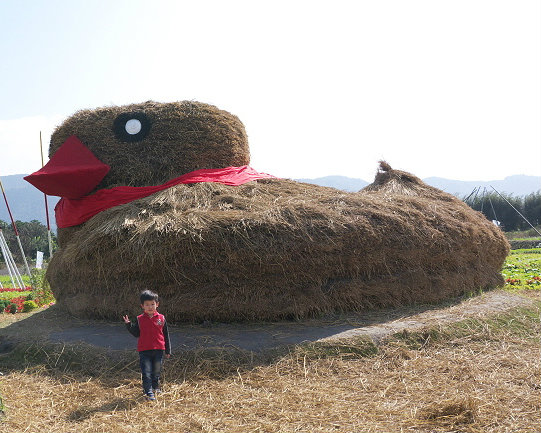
[{"x1": 139, "y1": 349, "x2": 164, "y2": 394}]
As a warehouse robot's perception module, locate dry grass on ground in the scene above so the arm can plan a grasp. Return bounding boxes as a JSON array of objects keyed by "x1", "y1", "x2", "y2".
[
  {"x1": 0, "y1": 308, "x2": 45, "y2": 328},
  {"x1": 1, "y1": 303, "x2": 539, "y2": 433}
]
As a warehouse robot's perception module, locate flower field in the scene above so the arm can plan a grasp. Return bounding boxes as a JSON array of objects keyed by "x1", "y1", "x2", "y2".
[
  {"x1": 0, "y1": 270, "x2": 55, "y2": 314},
  {"x1": 502, "y1": 249, "x2": 541, "y2": 291},
  {"x1": 0, "y1": 287, "x2": 55, "y2": 313}
]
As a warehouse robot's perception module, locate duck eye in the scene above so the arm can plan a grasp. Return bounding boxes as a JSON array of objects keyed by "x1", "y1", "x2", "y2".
[{"x1": 113, "y1": 112, "x2": 151, "y2": 142}]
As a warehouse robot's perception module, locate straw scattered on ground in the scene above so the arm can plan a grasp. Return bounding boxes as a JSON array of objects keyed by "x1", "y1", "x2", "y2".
[{"x1": 1, "y1": 301, "x2": 539, "y2": 433}]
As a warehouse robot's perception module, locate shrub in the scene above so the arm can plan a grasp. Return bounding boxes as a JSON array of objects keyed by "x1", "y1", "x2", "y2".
[
  {"x1": 509, "y1": 240, "x2": 541, "y2": 250},
  {"x1": 22, "y1": 300, "x2": 38, "y2": 312},
  {"x1": 30, "y1": 268, "x2": 55, "y2": 305},
  {"x1": 0, "y1": 299, "x2": 8, "y2": 312},
  {"x1": 9, "y1": 303, "x2": 17, "y2": 314}
]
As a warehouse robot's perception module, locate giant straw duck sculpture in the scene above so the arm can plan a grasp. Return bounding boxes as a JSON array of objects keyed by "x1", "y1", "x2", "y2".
[{"x1": 26, "y1": 101, "x2": 509, "y2": 321}]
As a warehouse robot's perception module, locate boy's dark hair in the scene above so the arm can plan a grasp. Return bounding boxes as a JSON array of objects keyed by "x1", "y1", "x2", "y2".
[{"x1": 140, "y1": 290, "x2": 159, "y2": 304}]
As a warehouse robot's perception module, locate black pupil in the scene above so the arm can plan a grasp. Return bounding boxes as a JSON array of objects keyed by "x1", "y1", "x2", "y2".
[{"x1": 113, "y1": 112, "x2": 151, "y2": 142}]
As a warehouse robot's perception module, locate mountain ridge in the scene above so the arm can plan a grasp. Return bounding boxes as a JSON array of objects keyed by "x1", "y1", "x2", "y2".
[{"x1": 297, "y1": 174, "x2": 540, "y2": 196}]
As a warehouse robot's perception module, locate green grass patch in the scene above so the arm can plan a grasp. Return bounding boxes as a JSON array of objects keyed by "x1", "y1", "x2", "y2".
[
  {"x1": 0, "y1": 274, "x2": 31, "y2": 288},
  {"x1": 294, "y1": 337, "x2": 379, "y2": 360},
  {"x1": 505, "y1": 226, "x2": 541, "y2": 240},
  {"x1": 0, "y1": 291, "x2": 31, "y2": 301},
  {"x1": 392, "y1": 306, "x2": 540, "y2": 350}
]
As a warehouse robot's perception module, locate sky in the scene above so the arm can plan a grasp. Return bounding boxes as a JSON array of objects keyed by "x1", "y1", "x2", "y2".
[{"x1": 0, "y1": 0, "x2": 540, "y2": 182}]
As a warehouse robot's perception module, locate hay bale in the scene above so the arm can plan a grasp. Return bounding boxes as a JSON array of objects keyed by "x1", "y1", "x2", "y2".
[{"x1": 44, "y1": 101, "x2": 509, "y2": 322}]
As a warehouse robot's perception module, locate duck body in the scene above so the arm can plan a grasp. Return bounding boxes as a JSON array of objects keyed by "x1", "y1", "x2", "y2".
[{"x1": 28, "y1": 101, "x2": 509, "y2": 322}]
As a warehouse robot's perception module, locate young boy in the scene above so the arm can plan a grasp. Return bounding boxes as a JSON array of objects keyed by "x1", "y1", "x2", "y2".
[{"x1": 123, "y1": 290, "x2": 171, "y2": 401}]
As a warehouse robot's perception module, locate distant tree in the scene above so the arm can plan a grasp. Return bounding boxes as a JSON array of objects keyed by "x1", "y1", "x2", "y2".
[
  {"x1": 0, "y1": 219, "x2": 57, "y2": 264},
  {"x1": 523, "y1": 192, "x2": 541, "y2": 227},
  {"x1": 0, "y1": 219, "x2": 13, "y2": 265},
  {"x1": 463, "y1": 191, "x2": 525, "y2": 231}
]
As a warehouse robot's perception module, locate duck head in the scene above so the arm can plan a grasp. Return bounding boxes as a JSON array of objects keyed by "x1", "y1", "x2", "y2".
[{"x1": 25, "y1": 101, "x2": 250, "y2": 198}]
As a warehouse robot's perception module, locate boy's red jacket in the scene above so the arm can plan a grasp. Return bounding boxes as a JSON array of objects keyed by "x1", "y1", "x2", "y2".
[{"x1": 126, "y1": 312, "x2": 171, "y2": 355}]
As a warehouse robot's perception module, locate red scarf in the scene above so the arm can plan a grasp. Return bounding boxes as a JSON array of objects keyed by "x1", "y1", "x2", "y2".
[{"x1": 55, "y1": 166, "x2": 275, "y2": 228}]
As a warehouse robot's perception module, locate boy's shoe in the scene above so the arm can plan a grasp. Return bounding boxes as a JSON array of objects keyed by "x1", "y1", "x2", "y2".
[{"x1": 145, "y1": 392, "x2": 156, "y2": 401}]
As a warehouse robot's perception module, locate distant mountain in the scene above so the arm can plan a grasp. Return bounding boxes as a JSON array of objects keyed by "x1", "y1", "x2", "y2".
[
  {"x1": 423, "y1": 175, "x2": 541, "y2": 198},
  {"x1": 0, "y1": 174, "x2": 59, "y2": 229},
  {"x1": 296, "y1": 175, "x2": 369, "y2": 192},
  {"x1": 297, "y1": 174, "x2": 540, "y2": 197},
  {"x1": 1, "y1": 173, "x2": 538, "y2": 228}
]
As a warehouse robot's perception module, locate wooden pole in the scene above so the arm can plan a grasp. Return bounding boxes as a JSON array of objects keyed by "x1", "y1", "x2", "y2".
[{"x1": 40, "y1": 131, "x2": 54, "y2": 259}]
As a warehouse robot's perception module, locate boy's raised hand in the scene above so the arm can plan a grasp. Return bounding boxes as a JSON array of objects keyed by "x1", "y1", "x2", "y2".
[{"x1": 122, "y1": 315, "x2": 130, "y2": 324}]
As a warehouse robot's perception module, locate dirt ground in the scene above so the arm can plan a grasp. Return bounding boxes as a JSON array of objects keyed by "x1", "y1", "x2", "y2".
[{"x1": 0, "y1": 289, "x2": 536, "y2": 354}]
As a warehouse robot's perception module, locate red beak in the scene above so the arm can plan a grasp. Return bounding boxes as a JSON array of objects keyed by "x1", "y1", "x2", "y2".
[{"x1": 24, "y1": 135, "x2": 110, "y2": 198}]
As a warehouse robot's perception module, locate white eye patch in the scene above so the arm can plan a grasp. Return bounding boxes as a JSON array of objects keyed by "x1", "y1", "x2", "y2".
[{"x1": 125, "y1": 119, "x2": 142, "y2": 135}]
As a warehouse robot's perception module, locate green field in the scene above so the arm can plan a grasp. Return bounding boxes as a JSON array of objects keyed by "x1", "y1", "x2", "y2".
[{"x1": 502, "y1": 249, "x2": 541, "y2": 291}]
